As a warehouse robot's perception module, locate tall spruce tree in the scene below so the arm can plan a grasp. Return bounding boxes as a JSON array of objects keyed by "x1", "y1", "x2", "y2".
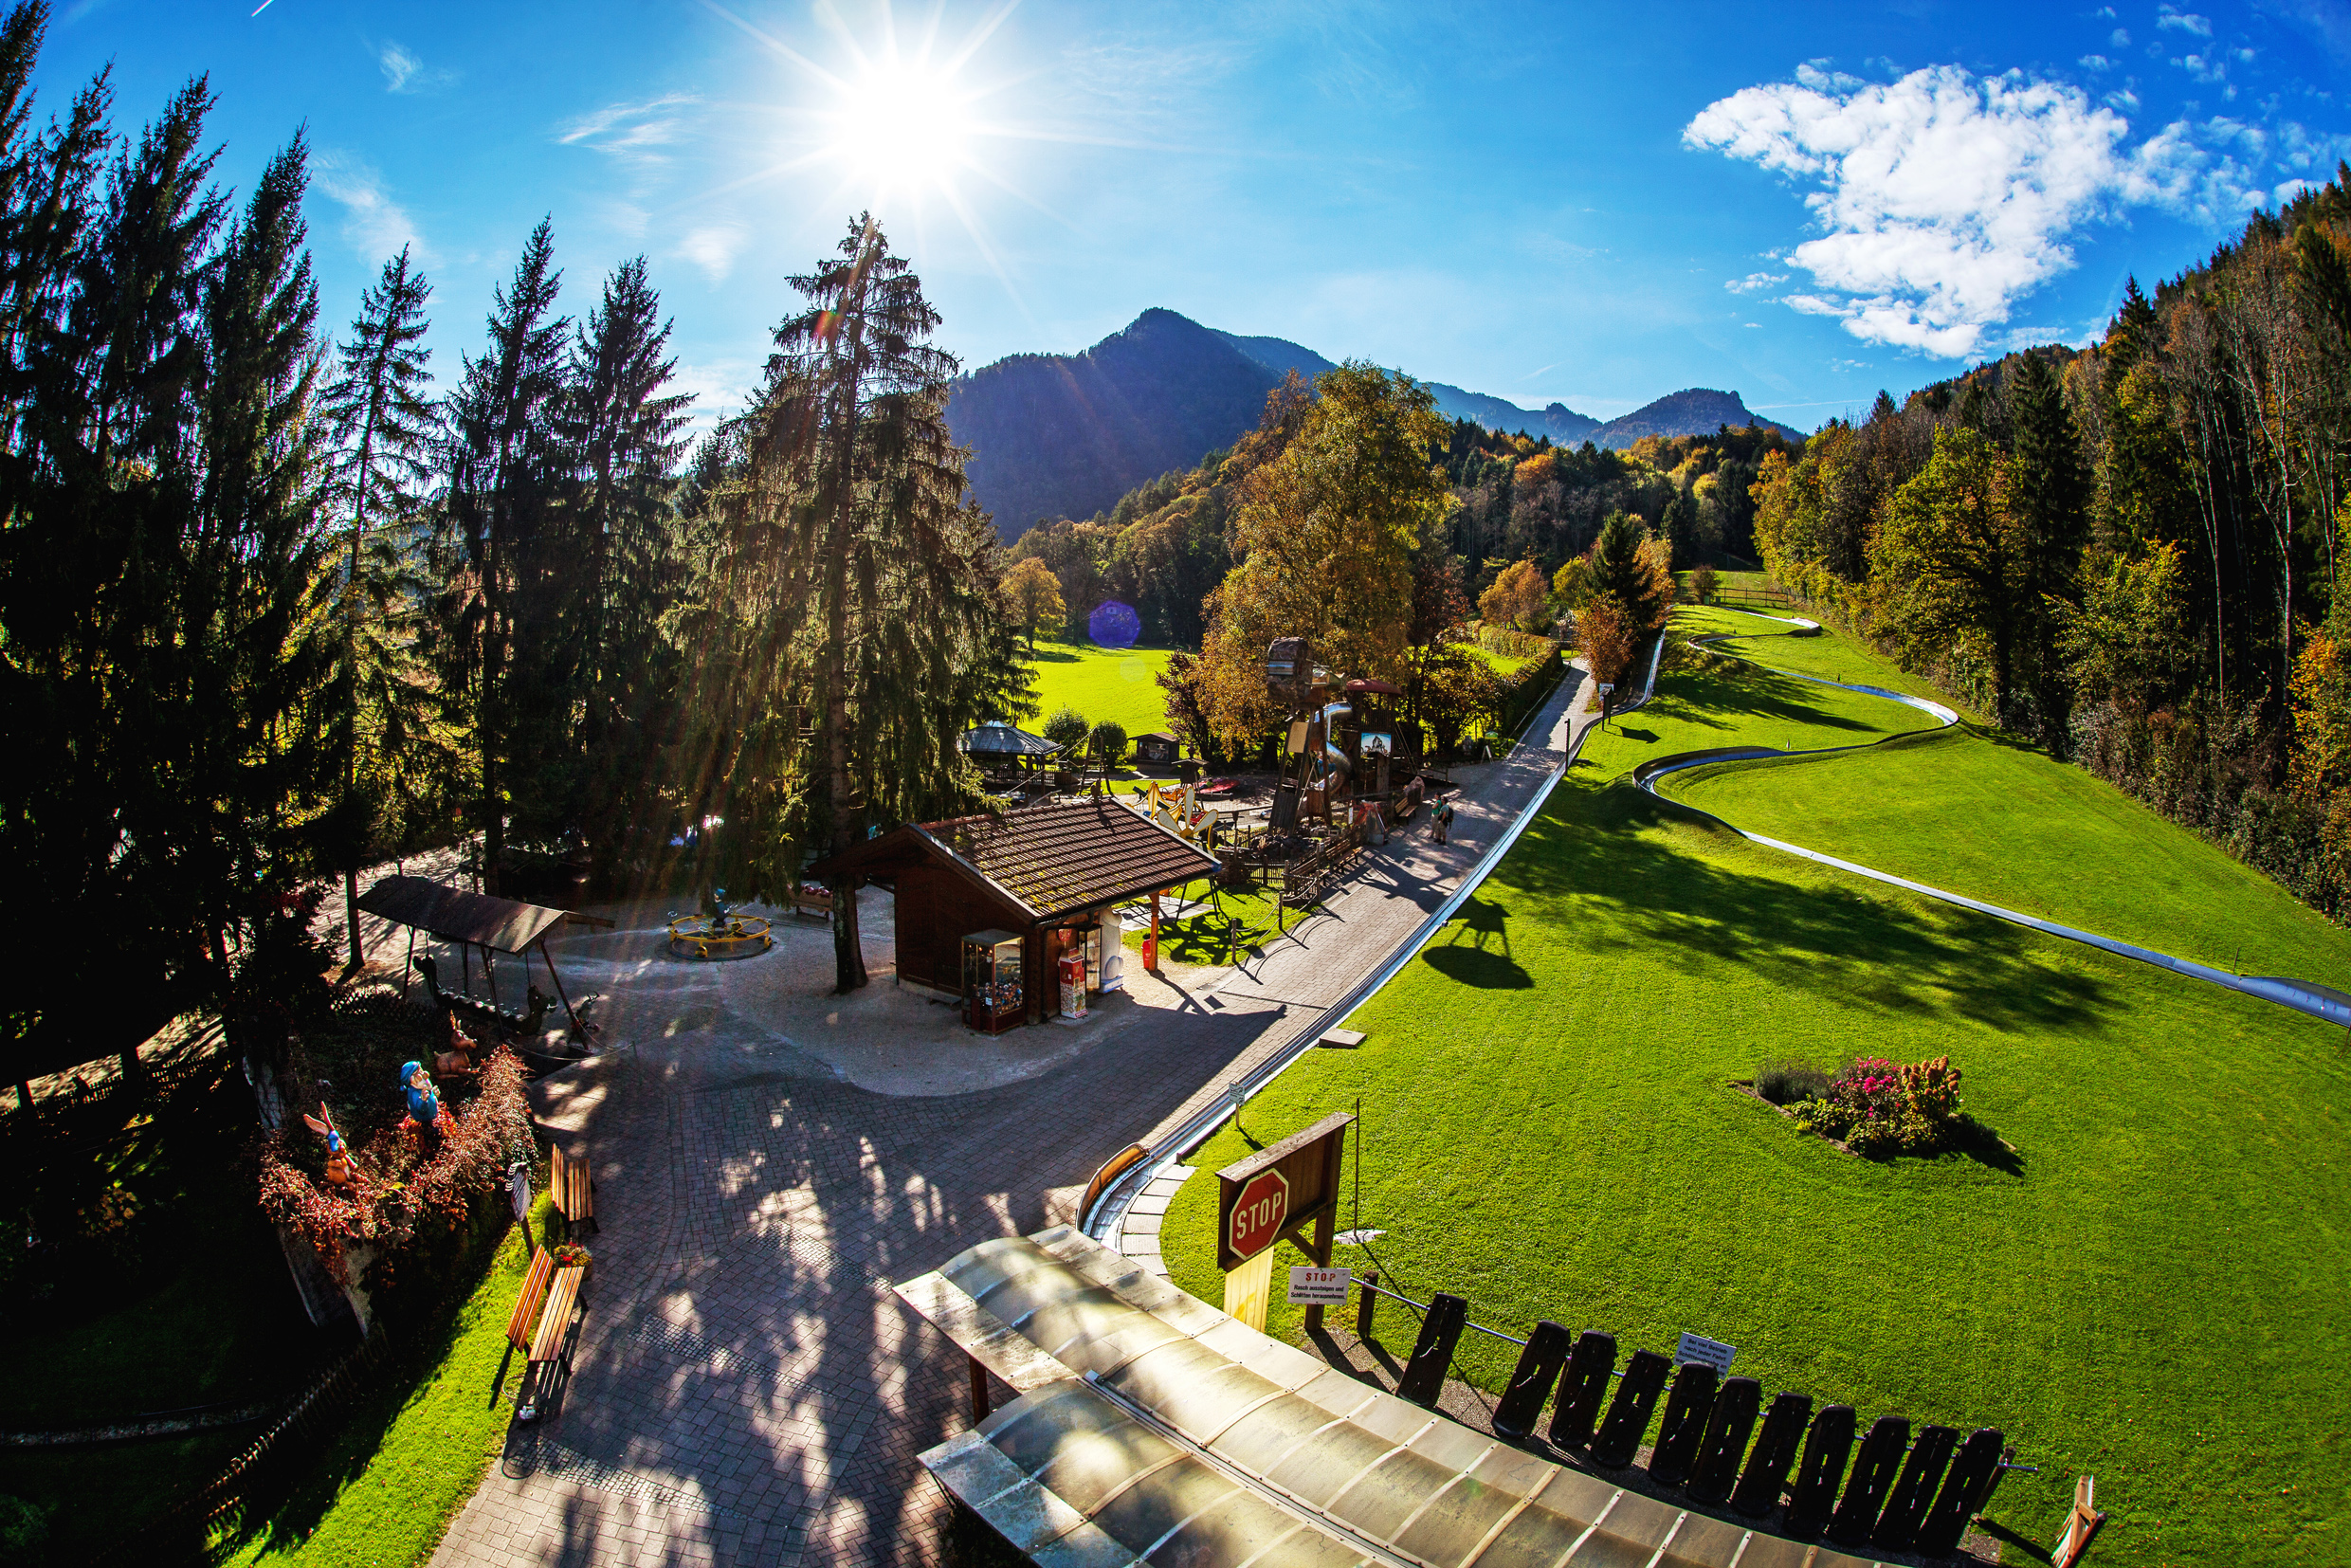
[
  {"x1": 432, "y1": 219, "x2": 568, "y2": 894},
  {"x1": 559, "y1": 255, "x2": 691, "y2": 880},
  {"x1": 319, "y1": 246, "x2": 436, "y2": 965},
  {"x1": 2009, "y1": 352, "x2": 2092, "y2": 737},
  {"x1": 687, "y1": 215, "x2": 1013, "y2": 993}
]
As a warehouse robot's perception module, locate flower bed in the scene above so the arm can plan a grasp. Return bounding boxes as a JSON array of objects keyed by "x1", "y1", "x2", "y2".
[
  {"x1": 1764, "y1": 1054, "x2": 1970, "y2": 1158},
  {"x1": 258, "y1": 1041, "x2": 534, "y2": 1289}
]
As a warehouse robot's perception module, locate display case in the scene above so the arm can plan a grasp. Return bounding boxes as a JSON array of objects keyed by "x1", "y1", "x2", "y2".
[{"x1": 961, "y1": 930, "x2": 1026, "y2": 1034}]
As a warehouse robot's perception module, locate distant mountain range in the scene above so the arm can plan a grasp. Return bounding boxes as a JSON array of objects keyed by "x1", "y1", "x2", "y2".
[{"x1": 942, "y1": 308, "x2": 1801, "y2": 538}]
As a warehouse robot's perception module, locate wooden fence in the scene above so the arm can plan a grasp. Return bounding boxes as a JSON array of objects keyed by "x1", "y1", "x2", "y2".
[{"x1": 96, "y1": 1324, "x2": 395, "y2": 1564}]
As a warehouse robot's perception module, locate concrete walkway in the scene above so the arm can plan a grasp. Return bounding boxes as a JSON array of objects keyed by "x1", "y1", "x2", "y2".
[{"x1": 428, "y1": 665, "x2": 1597, "y2": 1568}]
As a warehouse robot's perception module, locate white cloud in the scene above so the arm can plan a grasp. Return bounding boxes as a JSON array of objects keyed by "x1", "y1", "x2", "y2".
[
  {"x1": 2106, "y1": 85, "x2": 2142, "y2": 111},
  {"x1": 2112, "y1": 27, "x2": 2131, "y2": 46},
  {"x1": 375, "y1": 41, "x2": 453, "y2": 94},
  {"x1": 2158, "y1": 6, "x2": 2214, "y2": 36},
  {"x1": 1684, "y1": 64, "x2": 2253, "y2": 356},
  {"x1": 1725, "y1": 270, "x2": 1788, "y2": 292},
  {"x1": 676, "y1": 224, "x2": 747, "y2": 283},
  {"x1": 2174, "y1": 50, "x2": 2230, "y2": 85},
  {"x1": 2079, "y1": 53, "x2": 2113, "y2": 71},
  {"x1": 558, "y1": 95, "x2": 702, "y2": 168},
  {"x1": 312, "y1": 149, "x2": 428, "y2": 264}
]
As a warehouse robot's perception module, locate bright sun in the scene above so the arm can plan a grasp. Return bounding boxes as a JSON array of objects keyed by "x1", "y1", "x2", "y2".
[{"x1": 829, "y1": 59, "x2": 974, "y2": 193}]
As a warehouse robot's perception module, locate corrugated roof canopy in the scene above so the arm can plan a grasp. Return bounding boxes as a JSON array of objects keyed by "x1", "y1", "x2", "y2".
[
  {"x1": 900, "y1": 1229, "x2": 1877, "y2": 1568},
  {"x1": 355, "y1": 875, "x2": 570, "y2": 953}
]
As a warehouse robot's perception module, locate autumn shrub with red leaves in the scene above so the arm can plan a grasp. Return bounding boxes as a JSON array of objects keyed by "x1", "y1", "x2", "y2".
[{"x1": 259, "y1": 1047, "x2": 534, "y2": 1285}]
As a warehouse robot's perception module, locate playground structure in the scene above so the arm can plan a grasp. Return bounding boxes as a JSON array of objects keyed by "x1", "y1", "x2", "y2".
[
  {"x1": 1120, "y1": 638, "x2": 1451, "y2": 924},
  {"x1": 665, "y1": 890, "x2": 775, "y2": 960}
]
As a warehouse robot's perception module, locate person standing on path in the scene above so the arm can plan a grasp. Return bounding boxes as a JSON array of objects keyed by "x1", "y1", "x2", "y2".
[{"x1": 1431, "y1": 797, "x2": 1453, "y2": 846}]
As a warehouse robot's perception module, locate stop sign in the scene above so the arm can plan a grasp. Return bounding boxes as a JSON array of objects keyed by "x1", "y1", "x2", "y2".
[{"x1": 1227, "y1": 1168, "x2": 1290, "y2": 1263}]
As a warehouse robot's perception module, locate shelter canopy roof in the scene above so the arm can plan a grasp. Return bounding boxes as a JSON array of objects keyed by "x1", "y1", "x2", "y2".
[
  {"x1": 899, "y1": 1228, "x2": 1851, "y2": 1568},
  {"x1": 355, "y1": 875, "x2": 570, "y2": 954},
  {"x1": 959, "y1": 722, "x2": 1060, "y2": 757}
]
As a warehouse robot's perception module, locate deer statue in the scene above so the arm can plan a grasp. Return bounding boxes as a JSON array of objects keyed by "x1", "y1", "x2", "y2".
[{"x1": 434, "y1": 1012, "x2": 480, "y2": 1079}]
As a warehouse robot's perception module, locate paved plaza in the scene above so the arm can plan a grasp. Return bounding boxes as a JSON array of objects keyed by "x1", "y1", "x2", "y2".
[{"x1": 427, "y1": 668, "x2": 1593, "y2": 1568}]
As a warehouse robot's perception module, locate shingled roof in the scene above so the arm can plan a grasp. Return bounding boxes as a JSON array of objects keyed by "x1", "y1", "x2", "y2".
[{"x1": 811, "y1": 796, "x2": 1216, "y2": 923}]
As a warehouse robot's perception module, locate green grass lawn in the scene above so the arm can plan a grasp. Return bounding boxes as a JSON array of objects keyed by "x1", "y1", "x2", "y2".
[
  {"x1": 218, "y1": 1191, "x2": 557, "y2": 1568},
  {"x1": 1022, "y1": 636, "x2": 1177, "y2": 739},
  {"x1": 1161, "y1": 616, "x2": 2351, "y2": 1567},
  {"x1": 1678, "y1": 604, "x2": 1961, "y2": 707},
  {"x1": 1121, "y1": 878, "x2": 1297, "y2": 966},
  {"x1": 1660, "y1": 607, "x2": 2351, "y2": 987}
]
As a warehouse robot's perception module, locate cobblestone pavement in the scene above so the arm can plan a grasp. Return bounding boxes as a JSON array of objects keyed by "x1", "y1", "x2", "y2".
[{"x1": 430, "y1": 668, "x2": 1594, "y2": 1568}]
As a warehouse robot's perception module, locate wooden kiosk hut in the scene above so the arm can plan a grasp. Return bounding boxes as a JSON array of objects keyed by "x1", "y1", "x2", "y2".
[{"x1": 806, "y1": 798, "x2": 1216, "y2": 1028}]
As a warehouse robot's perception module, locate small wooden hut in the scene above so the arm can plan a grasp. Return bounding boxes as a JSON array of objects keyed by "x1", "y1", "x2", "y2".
[{"x1": 808, "y1": 797, "x2": 1215, "y2": 1025}]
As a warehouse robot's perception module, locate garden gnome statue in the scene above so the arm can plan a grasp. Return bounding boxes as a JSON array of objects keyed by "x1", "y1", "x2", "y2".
[{"x1": 399, "y1": 1060, "x2": 444, "y2": 1129}]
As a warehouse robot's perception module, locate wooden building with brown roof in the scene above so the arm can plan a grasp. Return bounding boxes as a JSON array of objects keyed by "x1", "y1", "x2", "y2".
[{"x1": 806, "y1": 797, "x2": 1217, "y2": 1025}]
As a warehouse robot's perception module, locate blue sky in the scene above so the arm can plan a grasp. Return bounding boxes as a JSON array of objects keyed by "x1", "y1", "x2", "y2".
[{"x1": 35, "y1": 0, "x2": 2351, "y2": 430}]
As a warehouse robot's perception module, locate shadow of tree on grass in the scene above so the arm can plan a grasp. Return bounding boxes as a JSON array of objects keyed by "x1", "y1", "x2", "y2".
[{"x1": 1502, "y1": 782, "x2": 2120, "y2": 1038}]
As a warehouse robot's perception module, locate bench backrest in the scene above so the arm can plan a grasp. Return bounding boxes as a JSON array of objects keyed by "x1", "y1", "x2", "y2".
[
  {"x1": 552, "y1": 1142, "x2": 592, "y2": 1217},
  {"x1": 506, "y1": 1249, "x2": 556, "y2": 1352}
]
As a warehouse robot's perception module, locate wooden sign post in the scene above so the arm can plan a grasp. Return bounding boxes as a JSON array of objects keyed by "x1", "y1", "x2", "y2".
[{"x1": 1216, "y1": 1111, "x2": 1352, "y2": 1332}]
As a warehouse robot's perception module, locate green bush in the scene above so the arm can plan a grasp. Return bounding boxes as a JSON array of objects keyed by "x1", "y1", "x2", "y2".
[
  {"x1": 1042, "y1": 706, "x2": 1089, "y2": 750},
  {"x1": 1089, "y1": 720, "x2": 1128, "y2": 765},
  {"x1": 1754, "y1": 1058, "x2": 1830, "y2": 1104}
]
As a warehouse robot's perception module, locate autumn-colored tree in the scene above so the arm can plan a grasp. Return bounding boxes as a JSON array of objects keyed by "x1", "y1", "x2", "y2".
[
  {"x1": 2290, "y1": 627, "x2": 2351, "y2": 800},
  {"x1": 1477, "y1": 558, "x2": 1547, "y2": 632},
  {"x1": 1578, "y1": 596, "x2": 1639, "y2": 691},
  {"x1": 1003, "y1": 556, "x2": 1064, "y2": 653},
  {"x1": 1870, "y1": 427, "x2": 2029, "y2": 710},
  {"x1": 1196, "y1": 362, "x2": 1448, "y2": 745}
]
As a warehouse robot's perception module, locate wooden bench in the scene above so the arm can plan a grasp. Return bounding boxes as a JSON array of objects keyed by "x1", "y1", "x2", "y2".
[
  {"x1": 516, "y1": 1263, "x2": 587, "y2": 1423},
  {"x1": 551, "y1": 1142, "x2": 597, "y2": 1236},
  {"x1": 489, "y1": 1248, "x2": 556, "y2": 1405}
]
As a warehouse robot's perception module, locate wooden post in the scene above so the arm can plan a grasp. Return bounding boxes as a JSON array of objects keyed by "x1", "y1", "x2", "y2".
[
  {"x1": 1145, "y1": 892, "x2": 1160, "y2": 973},
  {"x1": 1301, "y1": 1129, "x2": 1343, "y2": 1335},
  {"x1": 967, "y1": 1354, "x2": 991, "y2": 1425},
  {"x1": 1356, "y1": 1269, "x2": 1378, "y2": 1340},
  {"x1": 540, "y1": 939, "x2": 584, "y2": 1040}
]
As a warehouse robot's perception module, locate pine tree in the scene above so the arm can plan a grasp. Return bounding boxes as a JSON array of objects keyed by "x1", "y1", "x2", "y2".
[
  {"x1": 1589, "y1": 509, "x2": 1668, "y2": 632},
  {"x1": 2009, "y1": 352, "x2": 2092, "y2": 736},
  {"x1": 559, "y1": 255, "x2": 691, "y2": 879},
  {"x1": 689, "y1": 214, "x2": 1013, "y2": 993},
  {"x1": 319, "y1": 245, "x2": 436, "y2": 965},
  {"x1": 432, "y1": 219, "x2": 568, "y2": 894}
]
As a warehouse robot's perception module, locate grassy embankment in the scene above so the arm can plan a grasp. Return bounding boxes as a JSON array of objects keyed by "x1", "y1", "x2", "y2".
[
  {"x1": 218, "y1": 1189, "x2": 558, "y2": 1568},
  {"x1": 1162, "y1": 606, "x2": 2351, "y2": 1568}
]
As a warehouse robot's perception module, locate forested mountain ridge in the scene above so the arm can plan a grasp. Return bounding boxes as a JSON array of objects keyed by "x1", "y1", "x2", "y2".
[
  {"x1": 945, "y1": 308, "x2": 1277, "y2": 537},
  {"x1": 947, "y1": 306, "x2": 1799, "y2": 535}
]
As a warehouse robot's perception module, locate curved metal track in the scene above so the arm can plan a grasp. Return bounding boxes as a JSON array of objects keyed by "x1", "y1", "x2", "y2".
[{"x1": 1641, "y1": 611, "x2": 2351, "y2": 1027}]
